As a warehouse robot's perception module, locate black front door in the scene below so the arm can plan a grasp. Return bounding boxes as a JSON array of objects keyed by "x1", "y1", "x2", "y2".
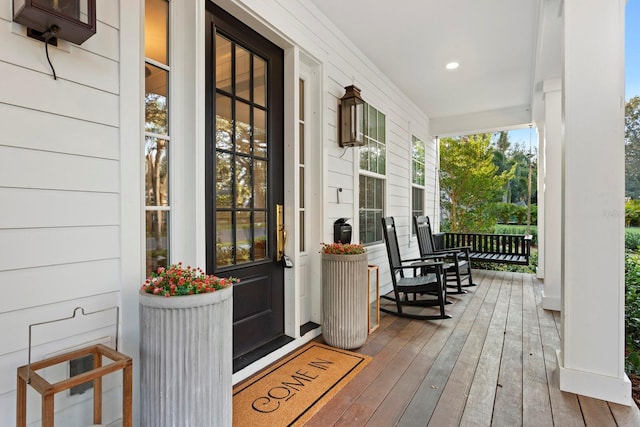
[{"x1": 205, "y1": 3, "x2": 285, "y2": 361}]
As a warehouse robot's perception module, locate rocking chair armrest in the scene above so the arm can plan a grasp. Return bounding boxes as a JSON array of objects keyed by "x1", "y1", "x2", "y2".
[
  {"x1": 430, "y1": 249, "x2": 465, "y2": 257},
  {"x1": 396, "y1": 262, "x2": 443, "y2": 277},
  {"x1": 404, "y1": 254, "x2": 443, "y2": 263},
  {"x1": 393, "y1": 261, "x2": 443, "y2": 271},
  {"x1": 444, "y1": 245, "x2": 472, "y2": 252}
]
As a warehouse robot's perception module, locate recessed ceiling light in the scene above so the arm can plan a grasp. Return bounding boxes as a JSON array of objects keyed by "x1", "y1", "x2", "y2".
[{"x1": 446, "y1": 62, "x2": 459, "y2": 70}]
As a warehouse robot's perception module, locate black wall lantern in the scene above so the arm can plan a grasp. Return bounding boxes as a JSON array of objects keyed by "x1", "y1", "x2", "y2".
[
  {"x1": 13, "y1": 0, "x2": 97, "y2": 45},
  {"x1": 339, "y1": 85, "x2": 366, "y2": 147}
]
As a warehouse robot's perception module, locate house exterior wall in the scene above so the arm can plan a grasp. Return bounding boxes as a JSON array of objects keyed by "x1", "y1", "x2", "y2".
[
  {"x1": 0, "y1": 1, "x2": 125, "y2": 425},
  {"x1": 0, "y1": 0, "x2": 438, "y2": 424}
]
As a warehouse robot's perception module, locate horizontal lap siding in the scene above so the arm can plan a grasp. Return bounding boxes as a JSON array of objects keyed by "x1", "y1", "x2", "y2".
[
  {"x1": 0, "y1": 2, "x2": 121, "y2": 426},
  {"x1": 231, "y1": 2, "x2": 431, "y2": 295}
]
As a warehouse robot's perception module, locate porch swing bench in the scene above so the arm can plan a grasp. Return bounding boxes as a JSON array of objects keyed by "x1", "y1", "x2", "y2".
[{"x1": 433, "y1": 232, "x2": 533, "y2": 266}]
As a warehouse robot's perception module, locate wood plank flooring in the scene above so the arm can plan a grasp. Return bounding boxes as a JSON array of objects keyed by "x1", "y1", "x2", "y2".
[{"x1": 305, "y1": 270, "x2": 640, "y2": 427}]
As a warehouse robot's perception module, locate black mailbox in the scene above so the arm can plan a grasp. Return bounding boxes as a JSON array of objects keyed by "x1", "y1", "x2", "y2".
[{"x1": 333, "y1": 218, "x2": 352, "y2": 244}]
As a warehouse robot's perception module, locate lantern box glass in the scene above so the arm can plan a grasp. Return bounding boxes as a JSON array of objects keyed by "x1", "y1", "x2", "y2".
[
  {"x1": 13, "y1": 0, "x2": 96, "y2": 45},
  {"x1": 339, "y1": 85, "x2": 366, "y2": 147}
]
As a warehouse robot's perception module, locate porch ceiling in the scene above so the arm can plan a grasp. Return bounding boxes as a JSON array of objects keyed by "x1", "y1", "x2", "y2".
[{"x1": 309, "y1": 0, "x2": 560, "y2": 133}]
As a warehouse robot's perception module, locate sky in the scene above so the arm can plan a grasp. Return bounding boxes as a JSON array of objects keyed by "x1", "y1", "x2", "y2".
[{"x1": 507, "y1": 0, "x2": 639, "y2": 147}]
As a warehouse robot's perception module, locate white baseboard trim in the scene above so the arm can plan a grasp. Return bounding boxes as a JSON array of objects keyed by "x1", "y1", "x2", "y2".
[
  {"x1": 542, "y1": 291, "x2": 561, "y2": 311},
  {"x1": 556, "y1": 350, "x2": 632, "y2": 406}
]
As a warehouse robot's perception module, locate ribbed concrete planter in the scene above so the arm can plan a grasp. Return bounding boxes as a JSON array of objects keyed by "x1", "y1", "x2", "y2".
[
  {"x1": 139, "y1": 287, "x2": 232, "y2": 427},
  {"x1": 322, "y1": 252, "x2": 368, "y2": 349}
]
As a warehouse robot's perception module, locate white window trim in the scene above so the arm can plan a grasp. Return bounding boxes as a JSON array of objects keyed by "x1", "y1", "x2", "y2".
[
  {"x1": 410, "y1": 135, "x2": 427, "y2": 233},
  {"x1": 356, "y1": 103, "x2": 387, "y2": 247}
]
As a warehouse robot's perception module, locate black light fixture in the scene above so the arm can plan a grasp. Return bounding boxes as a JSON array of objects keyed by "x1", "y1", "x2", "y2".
[
  {"x1": 339, "y1": 85, "x2": 366, "y2": 147},
  {"x1": 13, "y1": 0, "x2": 97, "y2": 45}
]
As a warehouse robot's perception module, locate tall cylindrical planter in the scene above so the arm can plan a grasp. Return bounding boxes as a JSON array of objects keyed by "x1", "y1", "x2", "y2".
[
  {"x1": 322, "y1": 252, "x2": 368, "y2": 349},
  {"x1": 139, "y1": 287, "x2": 232, "y2": 427}
]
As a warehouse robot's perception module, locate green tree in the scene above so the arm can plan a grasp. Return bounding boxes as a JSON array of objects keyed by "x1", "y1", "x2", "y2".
[
  {"x1": 626, "y1": 96, "x2": 640, "y2": 199},
  {"x1": 440, "y1": 134, "x2": 514, "y2": 232},
  {"x1": 491, "y1": 132, "x2": 537, "y2": 205}
]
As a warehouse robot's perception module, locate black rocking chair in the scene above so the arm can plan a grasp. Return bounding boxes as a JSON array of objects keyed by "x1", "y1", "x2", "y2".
[
  {"x1": 413, "y1": 215, "x2": 476, "y2": 294},
  {"x1": 380, "y1": 217, "x2": 450, "y2": 320}
]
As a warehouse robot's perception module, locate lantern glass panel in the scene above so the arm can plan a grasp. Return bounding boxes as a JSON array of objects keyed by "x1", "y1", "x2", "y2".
[{"x1": 32, "y1": 0, "x2": 83, "y2": 22}]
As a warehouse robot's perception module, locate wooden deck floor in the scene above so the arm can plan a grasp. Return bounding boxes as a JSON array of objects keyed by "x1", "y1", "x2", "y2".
[{"x1": 305, "y1": 269, "x2": 640, "y2": 427}]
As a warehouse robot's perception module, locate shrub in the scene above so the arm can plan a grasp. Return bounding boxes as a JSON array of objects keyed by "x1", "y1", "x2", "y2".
[
  {"x1": 494, "y1": 224, "x2": 538, "y2": 246},
  {"x1": 626, "y1": 251, "x2": 640, "y2": 374},
  {"x1": 492, "y1": 202, "x2": 516, "y2": 224},
  {"x1": 627, "y1": 230, "x2": 640, "y2": 250},
  {"x1": 513, "y1": 204, "x2": 527, "y2": 225},
  {"x1": 626, "y1": 200, "x2": 640, "y2": 227}
]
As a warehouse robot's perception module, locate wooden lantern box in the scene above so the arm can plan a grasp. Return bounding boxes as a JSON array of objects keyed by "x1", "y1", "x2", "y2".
[{"x1": 16, "y1": 343, "x2": 132, "y2": 427}]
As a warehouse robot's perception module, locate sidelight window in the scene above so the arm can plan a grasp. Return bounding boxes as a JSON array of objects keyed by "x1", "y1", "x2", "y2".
[{"x1": 144, "y1": 0, "x2": 170, "y2": 275}]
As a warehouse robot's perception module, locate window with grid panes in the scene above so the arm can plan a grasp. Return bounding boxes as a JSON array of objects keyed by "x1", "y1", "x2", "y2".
[
  {"x1": 359, "y1": 104, "x2": 386, "y2": 245},
  {"x1": 144, "y1": 0, "x2": 170, "y2": 275},
  {"x1": 411, "y1": 135, "x2": 426, "y2": 234}
]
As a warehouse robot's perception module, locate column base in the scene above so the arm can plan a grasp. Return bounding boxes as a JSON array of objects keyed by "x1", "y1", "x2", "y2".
[
  {"x1": 556, "y1": 350, "x2": 632, "y2": 406},
  {"x1": 536, "y1": 266, "x2": 544, "y2": 280},
  {"x1": 541, "y1": 291, "x2": 561, "y2": 311}
]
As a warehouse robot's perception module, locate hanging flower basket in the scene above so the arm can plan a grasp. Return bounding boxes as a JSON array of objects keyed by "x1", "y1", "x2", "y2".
[{"x1": 321, "y1": 243, "x2": 368, "y2": 349}]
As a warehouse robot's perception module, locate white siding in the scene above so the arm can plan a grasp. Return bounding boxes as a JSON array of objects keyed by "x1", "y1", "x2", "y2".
[
  {"x1": 223, "y1": 0, "x2": 434, "y2": 292},
  {"x1": 0, "y1": 1, "x2": 122, "y2": 425}
]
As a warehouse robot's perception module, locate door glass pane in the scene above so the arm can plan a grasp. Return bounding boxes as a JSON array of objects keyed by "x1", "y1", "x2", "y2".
[
  {"x1": 254, "y1": 159, "x2": 267, "y2": 209},
  {"x1": 236, "y1": 46, "x2": 251, "y2": 100},
  {"x1": 146, "y1": 210, "x2": 169, "y2": 274},
  {"x1": 145, "y1": 64, "x2": 168, "y2": 134},
  {"x1": 255, "y1": 211, "x2": 267, "y2": 260},
  {"x1": 145, "y1": 136, "x2": 169, "y2": 206},
  {"x1": 236, "y1": 211, "x2": 251, "y2": 264},
  {"x1": 216, "y1": 35, "x2": 232, "y2": 93},
  {"x1": 254, "y1": 108, "x2": 267, "y2": 158},
  {"x1": 236, "y1": 155, "x2": 252, "y2": 208},
  {"x1": 236, "y1": 101, "x2": 251, "y2": 154},
  {"x1": 216, "y1": 152, "x2": 233, "y2": 208},
  {"x1": 254, "y1": 56, "x2": 266, "y2": 107},
  {"x1": 216, "y1": 94, "x2": 233, "y2": 150},
  {"x1": 145, "y1": 0, "x2": 168, "y2": 65},
  {"x1": 216, "y1": 211, "x2": 233, "y2": 267}
]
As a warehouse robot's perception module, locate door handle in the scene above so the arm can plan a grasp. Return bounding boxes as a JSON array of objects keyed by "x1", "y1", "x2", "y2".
[{"x1": 276, "y1": 204, "x2": 286, "y2": 261}]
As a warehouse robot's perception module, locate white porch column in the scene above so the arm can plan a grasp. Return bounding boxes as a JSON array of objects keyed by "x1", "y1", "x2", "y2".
[
  {"x1": 536, "y1": 126, "x2": 545, "y2": 280},
  {"x1": 557, "y1": 0, "x2": 630, "y2": 405},
  {"x1": 542, "y1": 80, "x2": 562, "y2": 311}
]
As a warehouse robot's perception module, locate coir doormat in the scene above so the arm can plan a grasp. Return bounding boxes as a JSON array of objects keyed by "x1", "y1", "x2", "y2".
[{"x1": 233, "y1": 342, "x2": 371, "y2": 426}]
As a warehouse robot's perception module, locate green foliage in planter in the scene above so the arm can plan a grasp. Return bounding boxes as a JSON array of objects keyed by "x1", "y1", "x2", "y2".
[{"x1": 626, "y1": 250, "x2": 640, "y2": 374}]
